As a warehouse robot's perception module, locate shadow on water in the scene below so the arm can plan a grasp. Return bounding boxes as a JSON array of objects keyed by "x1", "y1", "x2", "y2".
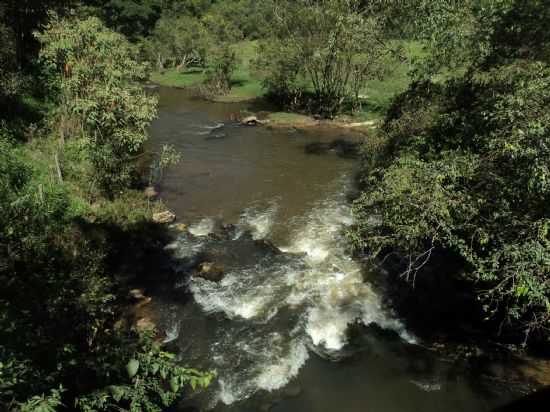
[
  {"x1": 304, "y1": 138, "x2": 361, "y2": 159},
  {"x1": 492, "y1": 386, "x2": 550, "y2": 411}
]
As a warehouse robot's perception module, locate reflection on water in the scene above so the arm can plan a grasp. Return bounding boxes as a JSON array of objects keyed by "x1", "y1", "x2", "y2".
[{"x1": 148, "y1": 87, "x2": 520, "y2": 412}]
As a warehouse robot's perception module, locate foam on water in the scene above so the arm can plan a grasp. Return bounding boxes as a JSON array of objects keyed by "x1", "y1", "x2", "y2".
[
  {"x1": 181, "y1": 175, "x2": 414, "y2": 406},
  {"x1": 190, "y1": 274, "x2": 278, "y2": 320},
  {"x1": 306, "y1": 306, "x2": 357, "y2": 350},
  {"x1": 163, "y1": 321, "x2": 181, "y2": 344},
  {"x1": 255, "y1": 341, "x2": 309, "y2": 391},
  {"x1": 189, "y1": 217, "x2": 216, "y2": 236},
  {"x1": 238, "y1": 201, "x2": 279, "y2": 239},
  {"x1": 411, "y1": 380, "x2": 443, "y2": 392}
]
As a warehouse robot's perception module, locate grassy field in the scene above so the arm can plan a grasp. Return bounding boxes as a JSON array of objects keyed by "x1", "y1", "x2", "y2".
[
  {"x1": 151, "y1": 40, "x2": 264, "y2": 103},
  {"x1": 151, "y1": 40, "x2": 423, "y2": 120}
]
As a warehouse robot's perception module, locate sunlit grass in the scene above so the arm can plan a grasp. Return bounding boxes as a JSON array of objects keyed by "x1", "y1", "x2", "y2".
[
  {"x1": 151, "y1": 40, "x2": 265, "y2": 102},
  {"x1": 151, "y1": 40, "x2": 426, "y2": 118}
]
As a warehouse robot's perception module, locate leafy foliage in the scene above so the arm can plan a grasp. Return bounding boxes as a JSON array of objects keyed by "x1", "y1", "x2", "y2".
[
  {"x1": 351, "y1": 0, "x2": 550, "y2": 342},
  {"x1": 202, "y1": 44, "x2": 238, "y2": 96},
  {"x1": 255, "y1": 0, "x2": 393, "y2": 116},
  {"x1": 37, "y1": 15, "x2": 157, "y2": 195},
  {"x1": 1, "y1": 10, "x2": 210, "y2": 411},
  {"x1": 76, "y1": 334, "x2": 214, "y2": 412},
  {"x1": 144, "y1": 14, "x2": 210, "y2": 71}
]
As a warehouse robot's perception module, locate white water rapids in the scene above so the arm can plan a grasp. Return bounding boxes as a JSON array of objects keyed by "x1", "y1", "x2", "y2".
[{"x1": 166, "y1": 176, "x2": 415, "y2": 407}]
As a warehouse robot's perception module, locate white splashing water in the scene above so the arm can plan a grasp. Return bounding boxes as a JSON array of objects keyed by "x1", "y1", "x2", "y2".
[
  {"x1": 237, "y1": 201, "x2": 279, "y2": 240},
  {"x1": 185, "y1": 176, "x2": 414, "y2": 406},
  {"x1": 411, "y1": 380, "x2": 443, "y2": 392},
  {"x1": 189, "y1": 218, "x2": 216, "y2": 237},
  {"x1": 163, "y1": 321, "x2": 181, "y2": 344},
  {"x1": 255, "y1": 341, "x2": 309, "y2": 391},
  {"x1": 193, "y1": 122, "x2": 225, "y2": 135}
]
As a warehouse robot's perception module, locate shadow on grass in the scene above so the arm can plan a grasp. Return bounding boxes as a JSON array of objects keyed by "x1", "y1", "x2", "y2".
[{"x1": 1, "y1": 94, "x2": 46, "y2": 141}]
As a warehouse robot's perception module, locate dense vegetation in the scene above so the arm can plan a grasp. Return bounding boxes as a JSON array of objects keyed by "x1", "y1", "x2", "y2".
[
  {"x1": 141, "y1": 0, "x2": 409, "y2": 115},
  {"x1": 1, "y1": 3, "x2": 212, "y2": 411},
  {"x1": 350, "y1": 0, "x2": 550, "y2": 345},
  {"x1": 3, "y1": 0, "x2": 550, "y2": 410},
  {"x1": 254, "y1": 0, "x2": 392, "y2": 116}
]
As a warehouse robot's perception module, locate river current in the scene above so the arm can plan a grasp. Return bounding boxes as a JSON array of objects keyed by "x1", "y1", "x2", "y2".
[{"x1": 148, "y1": 87, "x2": 521, "y2": 412}]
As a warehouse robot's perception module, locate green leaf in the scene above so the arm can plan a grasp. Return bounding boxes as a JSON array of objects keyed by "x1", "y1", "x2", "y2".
[
  {"x1": 169, "y1": 376, "x2": 180, "y2": 393},
  {"x1": 126, "y1": 359, "x2": 139, "y2": 379},
  {"x1": 108, "y1": 385, "x2": 125, "y2": 402}
]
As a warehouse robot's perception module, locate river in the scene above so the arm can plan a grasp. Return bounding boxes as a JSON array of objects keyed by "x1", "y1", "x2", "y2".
[{"x1": 147, "y1": 87, "x2": 524, "y2": 412}]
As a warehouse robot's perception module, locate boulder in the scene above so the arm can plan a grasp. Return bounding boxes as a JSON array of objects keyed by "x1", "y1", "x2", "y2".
[
  {"x1": 241, "y1": 115, "x2": 259, "y2": 126},
  {"x1": 174, "y1": 223, "x2": 188, "y2": 232},
  {"x1": 153, "y1": 210, "x2": 176, "y2": 224},
  {"x1": 129, "y1": 288, "x2": 152, "y2": 307},
  {"x1": 129, "y1": 288, "x2": 146, "y2": 301},
  {"x1": 194, "y1": 262, "x2": 225, "y2": 282},
  {"x1": 241, "y1": 116, "x2": 269, "y2": 126}
]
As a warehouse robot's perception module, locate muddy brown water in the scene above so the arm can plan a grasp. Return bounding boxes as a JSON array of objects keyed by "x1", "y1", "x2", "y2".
[{"x1": 147, "y1": 87, "x2": 533, "y2": 412}]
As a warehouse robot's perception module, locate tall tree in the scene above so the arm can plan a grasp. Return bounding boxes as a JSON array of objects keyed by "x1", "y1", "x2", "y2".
[
  {"x1": 37, "y1": 15, "x2": 157, "y2": 194},
  {"x1": 2, "y1": 0, "x2": 75, "y2": 67},
  {"x1": 256, "y1": 0, "x2": 393, "y2": 116}
]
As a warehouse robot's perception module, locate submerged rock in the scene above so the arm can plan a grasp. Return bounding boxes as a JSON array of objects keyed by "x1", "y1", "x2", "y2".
[
  {"x1": 197, "y1": 238, "x2": 283, "y2": 271},
  {"x1": 194, "y1": 262, "x2": 225, "y2": 282},
  {"x1": 282, "y1": 384, "x2": 302, "y2": 398},
  {"x1": 153, "y1": 210, "x2": 176, "y2": 224}
]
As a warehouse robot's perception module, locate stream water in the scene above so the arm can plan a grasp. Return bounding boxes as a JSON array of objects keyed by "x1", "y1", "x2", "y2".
[{"x1": 147, "y1": 87, "x2": 526, "y2": 412}]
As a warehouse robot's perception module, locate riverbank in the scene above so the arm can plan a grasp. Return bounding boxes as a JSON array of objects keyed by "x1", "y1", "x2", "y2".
[
  {"x1": 236, "y1": 111, "x2": 380, "y2": 133},
  {"x1": 150, "y1": 40, "x2": 263, "y2": 103},
  {"x1": 150, "y1": 40, "x2": 421, "y2": 125}
]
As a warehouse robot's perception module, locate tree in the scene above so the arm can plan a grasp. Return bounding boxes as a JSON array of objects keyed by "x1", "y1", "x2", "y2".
[
  {"x1": 201, "y1": 43, "x2": 238, "y2": 96},
  {"x1": 37, "y1": 15, "x2": 157, "y2": 195},
  {"x1": 0, "y1": 134, "x2": 113, "y2": 409},
  {"x1": 0, "y1": 4, "x2": 21, "y2": 107},
  {"x1": 146, "y1": 14, "x2": 210, "y2": 70},
  {"x1": 256, "y1": 0, "x2": 392, "y2": 117},
  {"x1": 82, "y1": 0, "x2": 163, "y2": 40},
  {"x1": 1, "y1": 0, "x2": 76, "y2": 67},
  {"x1": 350, "y1": 0, "x2": 550, "y2": 343},
  {"x1": 0, "y1": 139, "x2": 211, "y2": 407}
]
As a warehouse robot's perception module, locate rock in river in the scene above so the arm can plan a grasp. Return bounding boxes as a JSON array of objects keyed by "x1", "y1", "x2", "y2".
[
  {"x1": 153, "y1": 210, "x2": 176, "y2": 224},
  {"x1": 194, "y1": 262, "x2": 225, "y2": 282},
  {"x1": 241, "y1": 116, "x2": 268, "y2": 126}
]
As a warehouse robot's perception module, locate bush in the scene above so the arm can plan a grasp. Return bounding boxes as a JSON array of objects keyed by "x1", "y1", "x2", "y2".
[
  {"x1": 350, "y1": 1, "x2": 550, "y2": 343},
  {"x1": 37, "y1": 15, "x2": 157, "y2": 195}
]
